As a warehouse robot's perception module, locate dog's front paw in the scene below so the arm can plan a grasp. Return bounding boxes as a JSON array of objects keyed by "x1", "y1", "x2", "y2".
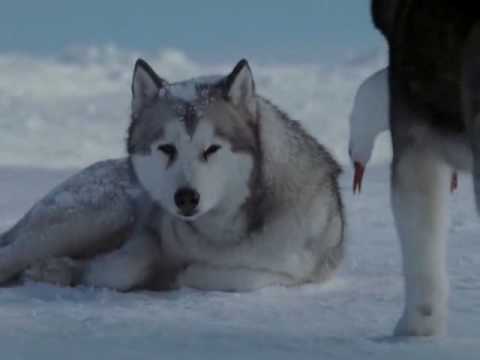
[
  {"x1": 176, "y1": 264, "x2": 203, "y2": 289},
  {"x1": 23, "y1": 257, "x2": 79, "y2": 286},
  {"x1": 282, "y1": 250, "x2": 316, "y2": 280},
  {"x1": 394, "y1": 304, "x2": 447, "y2": 337},
  {"x1": 176, "y1": 264, "x2": 228, "y2": 291}
]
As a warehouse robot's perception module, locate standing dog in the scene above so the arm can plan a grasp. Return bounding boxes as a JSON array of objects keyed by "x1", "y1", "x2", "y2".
[
  {"x1": 372, "y1": 0, "x2": 480, "y2": 336},
  {"x1": 0, "y1": 59, "x2": 345, "y2": 292}
]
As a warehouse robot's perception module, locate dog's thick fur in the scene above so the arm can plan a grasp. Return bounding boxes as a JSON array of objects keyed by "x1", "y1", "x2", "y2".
[
  {"x1": 372, "y1": 0, "x2": 480, "y2": 336},
  {"x1": 0, "y1": 59, "x2": 345, "y2": 292}
]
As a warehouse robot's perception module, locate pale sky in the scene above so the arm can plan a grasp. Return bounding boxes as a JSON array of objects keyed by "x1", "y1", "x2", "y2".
[{"x1": 0, "y1": 0, "x2": 384, "y2": 64}]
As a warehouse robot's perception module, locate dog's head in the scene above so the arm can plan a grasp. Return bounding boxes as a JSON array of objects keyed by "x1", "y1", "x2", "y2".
[{"x1": 128, "y1": 59, "x2": 259, "y2": 220}]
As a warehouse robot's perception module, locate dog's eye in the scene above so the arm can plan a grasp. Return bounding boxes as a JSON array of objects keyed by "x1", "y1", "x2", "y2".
[
  {"x1": 203, "y1": 145, "x2": 221, "y2": 161},
  {"x1": 157, "y1": 144, "x2": 177, "y2": 159}
]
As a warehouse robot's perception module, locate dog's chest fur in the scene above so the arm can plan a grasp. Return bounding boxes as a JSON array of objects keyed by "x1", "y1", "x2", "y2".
[{"x1": 149, "y1": 205, "x2": 250, "y2": 264}]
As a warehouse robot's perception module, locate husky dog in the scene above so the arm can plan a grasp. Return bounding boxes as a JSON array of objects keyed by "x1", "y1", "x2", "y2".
[
  {"x1": 0, "y1": 59, "x2": 344, "y2": 292},
  {"x1": 348, "y1": 67, "x2": 458, "y2": 194},
  {"x1": 371, "y1": 0, "x2": 480, "y2": 336}
]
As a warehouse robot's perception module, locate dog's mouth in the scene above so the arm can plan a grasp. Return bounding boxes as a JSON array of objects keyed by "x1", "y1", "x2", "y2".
[{"x1": 175, "y1": 209, "x2": 200, "y2": 221}]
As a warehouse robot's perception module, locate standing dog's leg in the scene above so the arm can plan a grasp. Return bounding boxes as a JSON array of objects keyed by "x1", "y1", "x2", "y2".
[
  {"x1": 392, "y1": 147, "x2": 450, "y2": 336},
  {"x1": 463, "y1": 22, "x2": 480, "y2": 212},
  {"x1": 390, "y1": 98, "x2": 451, "y2": 336}
]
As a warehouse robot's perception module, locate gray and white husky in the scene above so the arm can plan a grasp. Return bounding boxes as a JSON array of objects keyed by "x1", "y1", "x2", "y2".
[
  {"x1": 372, "y1": 0, "x2": 480, "y2": 336},
  {"x1": 0, "y1": 59, "x2": 344, "y2": 292}
]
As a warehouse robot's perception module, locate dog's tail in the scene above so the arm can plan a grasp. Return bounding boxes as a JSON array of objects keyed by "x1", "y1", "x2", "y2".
[{"x1": 463, "y1": 23, "x2": 480, "y2": 212}]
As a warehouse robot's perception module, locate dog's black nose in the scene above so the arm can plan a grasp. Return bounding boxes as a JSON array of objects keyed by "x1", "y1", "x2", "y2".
[{"x1": 174, "y1": 187, "x2": 200, "y2": 216}]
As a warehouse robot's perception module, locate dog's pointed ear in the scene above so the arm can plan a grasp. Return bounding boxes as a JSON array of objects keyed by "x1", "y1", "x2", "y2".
[
  {"x1": 219, "y1": 59, "x2": 256, "y2": 115},
  {"x1": 131, "y1": 58, "x2": 168, "y2": 115}
]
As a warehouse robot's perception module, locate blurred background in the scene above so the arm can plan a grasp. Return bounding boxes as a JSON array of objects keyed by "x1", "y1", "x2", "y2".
[{"x1": 0, "y1": 0, "x2": 390, "y2": 168}]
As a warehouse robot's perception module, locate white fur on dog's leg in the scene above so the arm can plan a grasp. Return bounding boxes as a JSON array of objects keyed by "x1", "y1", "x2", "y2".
[
  {"x1": 81, "y1": 231, "x2": 160, "y2": 291},
  {"x1": 23, "y1": 257, "x2": 80, "y2": 286},
  {"x1": 177, "y1": 263, "x2": 297, "y2": 291},
  {"x1": 391, "y1": 148, "x2": 450, "y2": 337}
]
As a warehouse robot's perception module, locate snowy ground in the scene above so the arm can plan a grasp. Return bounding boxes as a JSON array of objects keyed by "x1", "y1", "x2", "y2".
[{"x1": 1, "y1": 165, "x2": 479, "y2": 359}]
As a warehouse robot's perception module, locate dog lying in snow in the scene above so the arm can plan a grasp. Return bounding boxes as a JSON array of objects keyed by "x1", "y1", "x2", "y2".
[{"x1": 0, "y1": 59, "x2": 345, "y2": 292}]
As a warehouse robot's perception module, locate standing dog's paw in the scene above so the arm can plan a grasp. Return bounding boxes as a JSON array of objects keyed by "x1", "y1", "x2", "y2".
[
  {"x1": 23, "y1": 257, "x2": 79, "y2": 286},
  {"x1": 394, "y1": 304, "x2": 447, "y2": 337}
]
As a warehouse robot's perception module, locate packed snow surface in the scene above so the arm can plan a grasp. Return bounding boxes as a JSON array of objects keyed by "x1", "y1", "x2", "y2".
[{"x1": 1, "y1": 165, "x2": 479, "y2": 359}]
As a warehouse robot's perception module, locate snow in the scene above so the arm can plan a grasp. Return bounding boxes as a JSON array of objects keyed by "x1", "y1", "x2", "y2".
[
  {"x1": 1, "y1": 165, "x2": 480, "y2": 359},
  {"x1": 2, "y1": 46, "x2": 479, "y2": 358},
  {"x1": 0, "y1": 47, "x2": 387, "y2": 169}
]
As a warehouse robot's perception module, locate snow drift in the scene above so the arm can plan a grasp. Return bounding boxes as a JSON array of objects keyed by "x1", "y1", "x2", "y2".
[{"x1": 0, "y1": 46, "x2": 389, "y2": 168}]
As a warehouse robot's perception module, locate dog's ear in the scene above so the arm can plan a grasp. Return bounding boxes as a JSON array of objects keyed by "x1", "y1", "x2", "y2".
[
  {"x1": 219, "y1": 59, "x2": 256, "y2": 116},
  {"x1": 131, "y1": 58, "x2": 168, "y2": 115}
]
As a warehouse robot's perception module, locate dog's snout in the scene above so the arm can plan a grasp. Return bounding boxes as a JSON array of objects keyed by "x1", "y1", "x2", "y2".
[{"x1": 174, "y1": 187, "x2": 200, "y2": 216}]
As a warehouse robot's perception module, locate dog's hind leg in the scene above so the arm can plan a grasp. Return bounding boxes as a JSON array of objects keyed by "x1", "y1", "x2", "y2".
[
  {"x1": 24, "y1": 229, "x2": 163, "y2": 291},
  {"x1": 390, "y1": 96, "x2": 451, "y2": 336},
  {"x1": 23, "y1": 257, "x2": 83, "y2": 286},
  {"x1": 0, "y1": 204, "x2": 135, "y2": 285},
  {"x1": 0, "y1": 159, "x2": 138, "y2": 284}
]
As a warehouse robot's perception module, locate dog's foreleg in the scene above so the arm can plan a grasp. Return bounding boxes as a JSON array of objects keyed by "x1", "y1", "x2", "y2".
[
  {"x1": 185, "y1": 217, "x2": 319, "y2": 284},
  {"x1": 391, "y1": 147, "x2": 450, "y2": 336},
  {"x1": 177, "y1": 263, "x2": 297, "y2": 291},
  {"x1": 80, "y1": 230, "x2": 161, "y2": 291}
]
